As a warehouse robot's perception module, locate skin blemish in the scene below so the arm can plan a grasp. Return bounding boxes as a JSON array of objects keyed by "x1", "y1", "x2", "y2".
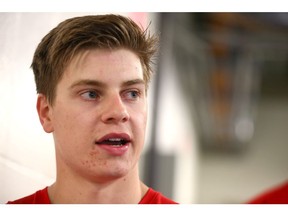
[{"x1": 89, "y1": 151, "x2": 99, "y2": 156}]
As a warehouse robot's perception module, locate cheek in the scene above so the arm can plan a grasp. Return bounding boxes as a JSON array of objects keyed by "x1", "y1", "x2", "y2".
[
  {"x1": 52, "y1": 102, "x2": 94, "y2": 129},
  {"x1": 132, "y1": 108, "x2": 147, "y2": 140},
  {"x1": 51, "y1": 106, "x2": 94, "y2": 149}
]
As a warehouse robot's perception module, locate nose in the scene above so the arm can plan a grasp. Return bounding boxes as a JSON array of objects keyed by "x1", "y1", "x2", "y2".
[{"x1": 101, "y1": 95, "x2": 130, "y2": 124}]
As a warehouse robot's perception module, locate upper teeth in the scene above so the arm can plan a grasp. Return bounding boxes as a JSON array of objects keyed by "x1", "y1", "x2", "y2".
[{"x1": 108, "y1": 138, "x2": 122, "y2": 141}]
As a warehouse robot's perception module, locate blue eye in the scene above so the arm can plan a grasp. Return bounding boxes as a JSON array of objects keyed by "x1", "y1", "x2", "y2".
[
  {"x1": 81, "y1": 90, "x2": 99, "y2": 100},
  {"x1": 124, "y1": 90, "x2": 140, "y2": 100}
]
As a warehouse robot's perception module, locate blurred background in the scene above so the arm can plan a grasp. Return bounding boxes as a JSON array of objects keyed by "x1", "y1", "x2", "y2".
[{"x1": 0, "y1": 12, "x2": 288, "y2": 204}]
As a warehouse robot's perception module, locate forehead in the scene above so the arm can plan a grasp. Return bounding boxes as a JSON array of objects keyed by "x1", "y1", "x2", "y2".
[
  {"x1": 61, "y1": 48, "x2": 144, "y2": 83},
  {"x1": 69, "y1": 48, "x2": 142, "y2": 70}
]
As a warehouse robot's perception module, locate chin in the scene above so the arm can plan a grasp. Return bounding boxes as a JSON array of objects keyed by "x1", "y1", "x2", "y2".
[
  {"x1": 87, "y1": 163, "x2": 134, "y2": 182},
  {"x1": 105, "y1": 164, "x2": 132, "y2": 178}
]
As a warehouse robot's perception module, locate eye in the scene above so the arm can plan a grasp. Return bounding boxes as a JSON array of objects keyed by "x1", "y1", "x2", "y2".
[
  {"x1": 80, "y1": 90, "x2": 100, "y2": 101},
  {"x1": 123, "y1": 90, "x2": 141, "y2": 100}
]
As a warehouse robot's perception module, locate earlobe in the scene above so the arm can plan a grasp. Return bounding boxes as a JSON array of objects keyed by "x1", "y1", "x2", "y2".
[{"x1": 36, "y1": 94, "x2": 54, "y2": 133}]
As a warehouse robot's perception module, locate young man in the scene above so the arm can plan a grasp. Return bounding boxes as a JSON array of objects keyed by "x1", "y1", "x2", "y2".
[{"x1": 8, "y1": 14, "x2": 177, "y2": 204}]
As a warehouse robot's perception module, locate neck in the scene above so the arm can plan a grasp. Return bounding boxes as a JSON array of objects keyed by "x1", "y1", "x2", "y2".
[{"x1": 48, "y1": 164, "x2": 148, "y2": 204}]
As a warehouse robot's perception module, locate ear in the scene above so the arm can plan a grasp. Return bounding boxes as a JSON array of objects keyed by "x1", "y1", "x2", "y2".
[{"x1": 36, "y1": 94, "x2": 54, "y2": 133}]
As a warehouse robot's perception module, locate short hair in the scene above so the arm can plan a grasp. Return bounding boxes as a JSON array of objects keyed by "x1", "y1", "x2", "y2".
[{"x1": 31, "y1": 14, "x2": 159, "y2": 105}]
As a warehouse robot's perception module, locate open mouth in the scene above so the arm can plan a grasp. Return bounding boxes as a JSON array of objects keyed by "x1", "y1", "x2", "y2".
[
  {"x1": 95, "y1": 138, "x2": 129, "y2": 146},
  {"x1": 95, "y1": 133, "x2": 131, "y2": 147},
  {"x1": 95, "y1": 133, "x2": 130, "y2": 155}
]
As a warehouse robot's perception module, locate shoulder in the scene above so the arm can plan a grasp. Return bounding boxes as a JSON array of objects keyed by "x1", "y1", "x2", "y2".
[
  {"x1": 7, "y1": 187, "x2": 50, "y2": 204},
  {"x1": 139, "y1": 188, "x2": 178, "y2": 204},
  {"x1": 248, "y1": 180, "x2": 288, "y2": 204}
]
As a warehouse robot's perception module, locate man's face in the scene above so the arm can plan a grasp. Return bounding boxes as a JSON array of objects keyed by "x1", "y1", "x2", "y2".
[{"x1": 42, "y1": 48, "x2": 147, "y2": 182}]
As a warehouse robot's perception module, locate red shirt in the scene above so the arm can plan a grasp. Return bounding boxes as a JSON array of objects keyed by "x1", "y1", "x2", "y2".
[
  {"x1": 248, "y1": 181, "x2": 288, "y2": 204},
  {"x1": 139, "y1": 188, "x2": 178, "y2": 204},
  {"x1": 7, "y1": 187, "x2": 178, "y2": 204}
]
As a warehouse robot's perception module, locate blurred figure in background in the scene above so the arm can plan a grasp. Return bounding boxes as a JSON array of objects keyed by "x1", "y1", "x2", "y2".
[{"x1": 248, "y1": 180, "x2": 288, "y2": 204}]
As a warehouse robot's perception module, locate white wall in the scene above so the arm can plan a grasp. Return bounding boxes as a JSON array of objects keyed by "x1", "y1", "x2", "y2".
[{"x1": 0, "y1": 13, "x2": 59, "y2": 203}]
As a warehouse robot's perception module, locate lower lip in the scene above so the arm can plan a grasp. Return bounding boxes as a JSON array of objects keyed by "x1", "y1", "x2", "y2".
[{"x1": 96, "y1": 143, "x2": 129, "y2": 156}]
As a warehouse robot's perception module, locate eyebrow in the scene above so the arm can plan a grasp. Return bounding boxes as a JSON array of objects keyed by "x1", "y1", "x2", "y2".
[
  {"x1": 122, "y1": 79, "x2": 145, "y2": 87},
  {"x1": 69, "y1": 78, "x2": 145, "y2": 90}
]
